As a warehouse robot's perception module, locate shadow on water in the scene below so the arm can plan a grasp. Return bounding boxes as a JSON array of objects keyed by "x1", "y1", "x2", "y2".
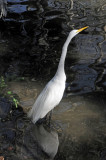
[{"x1": 0, "y1": 0, "x2": 106, "y2": 159}]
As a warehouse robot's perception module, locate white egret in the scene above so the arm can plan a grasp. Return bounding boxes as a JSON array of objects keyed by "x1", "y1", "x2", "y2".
[{"x1": 28, "y1": 26, "x2": 88, "y2": 124}]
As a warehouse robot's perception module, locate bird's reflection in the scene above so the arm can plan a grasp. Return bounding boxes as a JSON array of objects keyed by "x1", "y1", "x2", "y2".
[
  {"x1": 0, "y1": 0, "x2": 7, "y2": 18},
  {"x1": 22, "y1": 123, "x2": 59, "y2": 160},
  {"x1": 31, "y1": 124, "x2": 59, "y2": 159}
]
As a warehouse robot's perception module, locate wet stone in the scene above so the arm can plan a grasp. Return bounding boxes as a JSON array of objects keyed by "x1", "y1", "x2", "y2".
[
  {"x1": 100, "y1": 149, "x2": 106, "y2": 160},
  {"x1": 0, "y1": 97, "x2": 11, "y2": 119},
  {"x1": 0, "y1": 97, "x2": 26, "y2": 158},
  {"x1": 16, "y1": 119, "x2": 25, "y2": 130}
]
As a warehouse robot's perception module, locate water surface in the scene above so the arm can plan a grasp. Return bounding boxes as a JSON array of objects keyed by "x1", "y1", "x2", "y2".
[{"x1": 0, "y1": 0, "x2": 106, "y2": 159}]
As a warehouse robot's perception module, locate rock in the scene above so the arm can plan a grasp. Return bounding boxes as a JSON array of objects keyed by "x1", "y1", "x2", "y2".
[{"x1": 0, "y1": 96, "x2": 11, "y2": 119}]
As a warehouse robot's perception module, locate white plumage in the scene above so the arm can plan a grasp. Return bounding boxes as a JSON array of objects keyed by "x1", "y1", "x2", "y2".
[
  {"x1": 28, "y1": 26, "x2": 88, "y2": 123},
  {"x1": 28, "y1": 75, "x2": 66, "y2": 123}
]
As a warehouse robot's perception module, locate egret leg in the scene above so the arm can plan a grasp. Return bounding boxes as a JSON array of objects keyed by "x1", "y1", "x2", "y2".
[
  {"x1": 48, "y1": 110, "x2": 53, "y2": 127},
  {"x1": 37, "y1": 116, "x2": 47, "y2": 124},
  {"x1": 37, "y1": 111, "x2": 53, "y2": 126}
]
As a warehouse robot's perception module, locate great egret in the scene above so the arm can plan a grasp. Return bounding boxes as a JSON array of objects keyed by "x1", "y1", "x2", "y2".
[{"x1": 28, "y1": 26, "x2": 88, "y2": 124}]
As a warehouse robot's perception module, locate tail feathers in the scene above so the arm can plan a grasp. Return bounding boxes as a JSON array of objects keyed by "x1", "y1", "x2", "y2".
[{"x1": 28, "y1": 107, "x2": 41, "y2": 124}]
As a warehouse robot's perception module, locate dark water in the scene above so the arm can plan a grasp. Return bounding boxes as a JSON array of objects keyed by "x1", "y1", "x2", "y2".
[{"x1": 0, "y1": 0, "x2": 106, "y2": 160}]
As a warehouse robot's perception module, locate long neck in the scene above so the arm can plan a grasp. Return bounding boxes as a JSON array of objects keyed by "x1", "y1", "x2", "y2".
[{"x1": 55, "y1": 33, "x2": 73, "y2": 78}]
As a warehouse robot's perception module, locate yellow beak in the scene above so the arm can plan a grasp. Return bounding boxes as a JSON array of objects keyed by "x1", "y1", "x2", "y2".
[{"x1": 76, "y1": 26, "x2": 89, "y2": 33}]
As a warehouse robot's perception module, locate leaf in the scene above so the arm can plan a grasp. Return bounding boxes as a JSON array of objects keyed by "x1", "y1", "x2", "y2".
[
  {"x1": 13, "y1": 98, "x2": 19, "y2": 108},
  {"x1": 7, "y1": 91, "x2": 12, "y2": 95}
]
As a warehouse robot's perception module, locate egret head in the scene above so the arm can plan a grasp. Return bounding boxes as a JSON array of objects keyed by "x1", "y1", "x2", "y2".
[{"x1": 69, "y1": 26, "x2": 88, "y2": 38}]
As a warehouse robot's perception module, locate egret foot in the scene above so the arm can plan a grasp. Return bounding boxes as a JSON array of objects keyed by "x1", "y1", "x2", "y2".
[{"x1": 47, "y1": 110, "x2": 53, "y2": 127}]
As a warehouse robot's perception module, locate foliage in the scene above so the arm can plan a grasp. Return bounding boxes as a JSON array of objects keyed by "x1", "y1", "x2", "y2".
[
  {"x1": 0, "y1": 76, "x2": 7, "y2": 90},
  {"x1": 0, "y1": 76, "x2": 19, "y2": 108}
]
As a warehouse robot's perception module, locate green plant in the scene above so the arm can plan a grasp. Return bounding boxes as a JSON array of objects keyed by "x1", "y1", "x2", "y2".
[
  {"x1": 0, "y1": 76, "x2": 19, "y2": 108},
  {"x1": 7, "y1": 91, "x2": 19, "y2": 108},
  {"x1": 0, "y1": 76, "x2": 7, "y2": 90}
]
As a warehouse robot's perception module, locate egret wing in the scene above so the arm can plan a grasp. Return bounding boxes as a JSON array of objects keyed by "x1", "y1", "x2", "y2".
[{"x1": 28, "y1": 81, "x2": 57, "y2": 123}]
